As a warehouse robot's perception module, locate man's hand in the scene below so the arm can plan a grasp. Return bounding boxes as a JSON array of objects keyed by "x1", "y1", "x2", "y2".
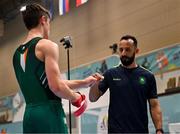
[{"x1": 92, "y1": 73, "x2": 104, "y2": 81}]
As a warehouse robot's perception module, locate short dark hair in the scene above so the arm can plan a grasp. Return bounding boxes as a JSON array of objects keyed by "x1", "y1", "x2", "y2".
[
  {"x1": 120, "y1": 35, "x2": 138, "y2": 47},
  {"x1": 21, "y1": 3, "x2": 50, "y2": 30}
]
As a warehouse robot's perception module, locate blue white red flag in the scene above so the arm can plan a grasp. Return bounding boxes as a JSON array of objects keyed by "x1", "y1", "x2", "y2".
[{"x1": 59, "y1": 0, "x2": 69, "y2": 15}]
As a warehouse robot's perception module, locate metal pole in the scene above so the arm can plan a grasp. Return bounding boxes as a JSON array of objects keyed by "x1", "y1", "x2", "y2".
[
  {"x1": 67, "y1": 49, "x2": 72, "y2": 134},
  {"x1": 60, "y1": 36, "x2": 72, "y2": 134}
]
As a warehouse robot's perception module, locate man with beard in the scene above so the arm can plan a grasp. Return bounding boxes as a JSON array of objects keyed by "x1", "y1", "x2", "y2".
[{"x1": 89, "y1": 35, "x2": 163, "y2": 134}]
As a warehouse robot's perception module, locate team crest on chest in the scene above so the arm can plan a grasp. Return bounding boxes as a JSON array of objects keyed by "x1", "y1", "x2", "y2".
[{"x1": 139, "y1": 76, "x2": 146, "y2": 85}]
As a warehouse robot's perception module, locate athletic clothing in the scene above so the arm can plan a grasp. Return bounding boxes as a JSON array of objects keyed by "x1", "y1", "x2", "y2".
[
  {"x1": 98, "y1": 64, "x2": 157, "y2": 133},
  {"x1": 13, "y1": 37, "x2": 68, "y2": 133}
]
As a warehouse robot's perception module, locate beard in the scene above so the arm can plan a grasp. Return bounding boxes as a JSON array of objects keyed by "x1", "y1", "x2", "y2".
[{"x1": 120, "y1": 53, "x2": 135, "y2": 66}]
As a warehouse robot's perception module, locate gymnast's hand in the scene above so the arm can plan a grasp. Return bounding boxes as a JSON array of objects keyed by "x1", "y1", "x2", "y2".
[
  {"x1": 71, "y1": 92, "x2": 88, "y2": 117},
  {"x1": 84, "y1": 75, "x2": 98, "y2": 87},
  {"x1": 87, "y1": 73, "x2": 104, "y2": 87}
]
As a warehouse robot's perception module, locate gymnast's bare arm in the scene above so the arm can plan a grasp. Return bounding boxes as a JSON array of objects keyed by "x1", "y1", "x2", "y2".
[
  {"x1": 35, "y1": 39, "x2": 80, "y2": 102},
  {"x1": 64, "y1": 76, "x2": 97, "y2": 89}
]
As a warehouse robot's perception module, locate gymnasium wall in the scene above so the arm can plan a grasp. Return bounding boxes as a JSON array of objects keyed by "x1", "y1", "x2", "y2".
[
  {"x1": 0, "y1": 0, "x2": 180, "y2": 97},
  {"x1": 0, "y1": 45, "x2": 179, "y2": 133}
]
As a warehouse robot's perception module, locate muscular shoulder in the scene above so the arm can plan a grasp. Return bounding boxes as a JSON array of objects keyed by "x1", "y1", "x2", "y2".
[
  {"x1": 37, "y1": 39, "x2": 59, "y2": 53},
  {"x1": 35, "y1": 39, "x2": 59, "y2": 62},
  {"x1": 38, "y1": 39, "x2": 58, "y2": 49}
]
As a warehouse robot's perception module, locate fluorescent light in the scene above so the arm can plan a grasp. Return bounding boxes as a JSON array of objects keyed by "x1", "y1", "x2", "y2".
[{"x1": 20, "y1": 6, "x2": 26, "y2": 12}]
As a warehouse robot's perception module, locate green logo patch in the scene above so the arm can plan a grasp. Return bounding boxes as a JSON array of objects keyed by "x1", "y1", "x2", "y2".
[{"x1": 139, "y1": 76, "x2": 146, "y2": 85}]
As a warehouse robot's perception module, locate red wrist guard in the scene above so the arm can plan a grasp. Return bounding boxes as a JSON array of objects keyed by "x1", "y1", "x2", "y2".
[{"x1": 71, "y1": 92, "x2": 85, "y2": 108}]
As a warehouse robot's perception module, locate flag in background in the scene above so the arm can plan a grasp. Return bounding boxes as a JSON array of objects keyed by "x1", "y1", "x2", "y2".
[
  {"x1": 59, "y1": 0, "x2": 70, "y2": 15},
  {"x1": 44, "y1": 0, "x2": 54, "y2": 19},
  {"x1": 76, "y1": 0, "x2": 88, "y2": 7}
]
